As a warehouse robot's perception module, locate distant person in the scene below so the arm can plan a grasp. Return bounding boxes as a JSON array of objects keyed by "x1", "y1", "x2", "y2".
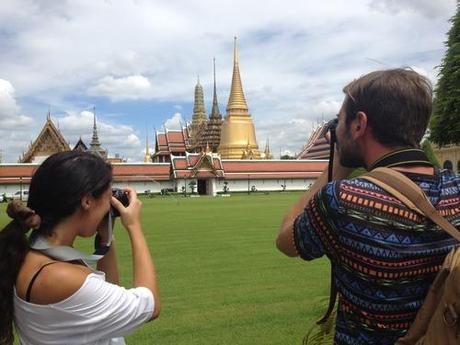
[
  {"x1": 277, "y1": 69, "x2": 460, "y2": 344},
  {"x1": 0, "y1": 151, "x2": 160, "y2": 345}
]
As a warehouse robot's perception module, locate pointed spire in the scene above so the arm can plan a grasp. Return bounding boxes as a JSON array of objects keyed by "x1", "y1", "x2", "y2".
[
  {"x1": 227, "y1": 37, "x2": 249, "y2": 114},
  {"x1": 47, "y1": 105, "x2": 51, "y2": 121},
  {"x1": 144, "y1": 129, "x2": 151, "y2": 163},
  {"x1": 210, "y1": 58, "x2": 221, "y2": 120},
  {"x1": 264, "y1": 138, "x2": 271, "y2": 159},
  {"x1": 192, "y1": 76, "x2": 207, "y2": 124},
  {"x1": 90, "y1": 107, "x2": 101, "y2": 148}
]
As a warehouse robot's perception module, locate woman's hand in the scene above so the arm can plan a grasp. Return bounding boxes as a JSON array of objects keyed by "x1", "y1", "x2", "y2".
[{"x1": 110, "y1": 187, "x2": 142, "y2": 231}]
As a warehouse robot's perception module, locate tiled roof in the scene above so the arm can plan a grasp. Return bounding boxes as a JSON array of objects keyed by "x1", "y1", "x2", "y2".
[
  {"x1": 0, "y1": 158, "x2": 326, "y2": 184},
  {"x1": 171, "y1": 152, "x2": 225, "y2": 178},
  {"x1": 298, "y1": 122, "x2": 331, "y2": 160},
  {"x1": 0, "y1": 163, "x2": 172, "y2": 184},
  {"x1": 221, "y1": 159, "x2": 327, "y2": 179}
]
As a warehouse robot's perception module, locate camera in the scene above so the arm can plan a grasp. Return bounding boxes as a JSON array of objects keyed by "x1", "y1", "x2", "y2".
[
  {"x1": 111, "y1": 188, "x2": 129, "y2": 217},
  {"x1": 322, "y1": 118, "x2": 338, "y2": 144}
]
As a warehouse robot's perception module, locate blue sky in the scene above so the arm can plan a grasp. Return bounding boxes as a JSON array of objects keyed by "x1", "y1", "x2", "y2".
[{"x1": 0, "y1": 0, "x2": 456, "y2": 162}]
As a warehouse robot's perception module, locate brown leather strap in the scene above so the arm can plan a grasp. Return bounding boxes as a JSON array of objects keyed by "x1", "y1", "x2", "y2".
[
  {"x1": 26, "y1": 261, "x2": 59, "y2": 302},
  {"x1": 362, "y1": 167, "x2": 460, "y2": 242}
]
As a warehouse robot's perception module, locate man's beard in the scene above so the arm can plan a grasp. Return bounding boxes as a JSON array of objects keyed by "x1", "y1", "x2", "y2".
[{"x1": 336, "y1": 137, "x2": 364, "y2": 168}]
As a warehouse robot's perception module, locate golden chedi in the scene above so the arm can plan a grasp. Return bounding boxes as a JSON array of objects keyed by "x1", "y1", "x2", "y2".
[{"x1": 218, "y1": 38, "x2": 260, "y2": 159}]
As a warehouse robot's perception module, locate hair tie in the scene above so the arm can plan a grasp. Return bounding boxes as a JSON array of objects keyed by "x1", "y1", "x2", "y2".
[{"x1": 6, "y1": 201, "x2": 41, "y2": 231}]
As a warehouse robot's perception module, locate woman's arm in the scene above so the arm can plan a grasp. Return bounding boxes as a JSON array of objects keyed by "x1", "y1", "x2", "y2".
[{"x1": 111, "y1": 188, "x2": 160, "y2": 320}]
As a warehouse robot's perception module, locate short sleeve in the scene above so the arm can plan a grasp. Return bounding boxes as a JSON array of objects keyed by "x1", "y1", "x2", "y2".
[
  {"x1": 293, "y1": 182, "x2": 341, "y2": 262},
  {"x1": 56, "y1": 273, "x2": 155, "y2": 342}
]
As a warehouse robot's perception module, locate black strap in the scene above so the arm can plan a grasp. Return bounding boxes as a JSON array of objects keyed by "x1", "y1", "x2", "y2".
[
  {"x1": 318, "y1": 129, "x2": 337, "y2": 325},
  {"x1": 25, "y1": 261, "x2": 59, "y2": 302},
  {"x1": 369, "y1": 148, "x2": 433, "y2": 170}
]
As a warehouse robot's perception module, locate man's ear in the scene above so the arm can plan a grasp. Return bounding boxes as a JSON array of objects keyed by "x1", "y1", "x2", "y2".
[
  {"x1": 81, "y1": 194, "x2": 91, "y2": 211},
  {"x1": 350, "y1": 111, "x2": 368, "y2": 140}
]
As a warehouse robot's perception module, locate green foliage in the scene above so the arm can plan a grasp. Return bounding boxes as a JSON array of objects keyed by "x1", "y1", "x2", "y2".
[
  {"x1": 421, "y1": 140, "x2": 441, "y2": 168},
  {"x1": 188, "y1": 180, "x2": 197, "y2": 194},
  {"x1": 430, "y1": 3, "x2": 460, "y2": 146},
  {"x1": 280, "y1": 154, "x2": 296, "y2": 160},
  {"x1": 0, "y1": 193, "x2": 332, "y2": 345},
  {"x1": 303, "y1": 300, "x2": 336, "y2": 345}
]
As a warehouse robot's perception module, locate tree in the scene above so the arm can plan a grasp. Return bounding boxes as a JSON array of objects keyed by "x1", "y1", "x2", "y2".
[
  {"x1": 421, "y1": 140, "x2": 441, "y2": 168},
  {"x1": 280, "y1": 154, "x2": 296, "y2": 160},
  {"x1": 430, "y1": 3, "x2": 460, "y2": 146},
  {"x1": 188, "y1": 180, "x2": 196, "y2": 194}
]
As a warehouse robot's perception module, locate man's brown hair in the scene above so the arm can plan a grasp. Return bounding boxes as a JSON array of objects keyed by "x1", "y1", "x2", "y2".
[{"x1": 343, "y1": 68, "x2": 432, "y2": 148}]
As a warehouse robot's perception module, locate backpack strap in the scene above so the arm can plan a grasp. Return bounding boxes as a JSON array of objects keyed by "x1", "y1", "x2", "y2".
[
  {"x1": 25, "y1": 261, "x2": 59, "y2": 302},
  {"x1": 316, "y1": 268, "x2": 337, "y2": 325},
  {"x1": 362, "y1": 167, "x2": 460, "y2": 242}
]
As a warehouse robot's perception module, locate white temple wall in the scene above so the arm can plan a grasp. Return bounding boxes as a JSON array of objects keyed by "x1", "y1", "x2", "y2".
[
  {"x1": 0, "y1": 177, "x2": 317, "y2": 198},
  {"x1": 0, "y1": 183, "x2": 30, "y2": 198},
  {"x1": 216, "y1": 178, "x2": 315, "y2": 192},
  {"x1": 112, "y1": 180, "x2": 175, "y2": 194}
]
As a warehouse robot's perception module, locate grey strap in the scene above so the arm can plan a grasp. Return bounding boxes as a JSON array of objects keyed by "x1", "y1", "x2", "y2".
[
  {"x1": 29, "y1": 231, "x2": 103, "y2": 264},
  {"x1": 362, "y1": 167, "x2": 460, "y2": 242}
]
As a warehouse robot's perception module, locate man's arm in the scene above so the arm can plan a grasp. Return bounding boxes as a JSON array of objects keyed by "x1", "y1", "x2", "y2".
[
  {"x1": 276, "y1": 157, "x2": 354, "y2": 257},
  {"x1": 276, "y1": 170, "x2": 329, "y2": 256}
]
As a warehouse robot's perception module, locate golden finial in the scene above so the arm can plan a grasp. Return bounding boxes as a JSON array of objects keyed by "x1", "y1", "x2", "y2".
[{"x1": 227, "y1": 36, "x2": 249, "y2": 113}]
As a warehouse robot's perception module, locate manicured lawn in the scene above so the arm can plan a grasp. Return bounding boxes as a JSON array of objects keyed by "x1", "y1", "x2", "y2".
[{"x1": 1, "y1": 192, "x2": 331, "y2": 345}]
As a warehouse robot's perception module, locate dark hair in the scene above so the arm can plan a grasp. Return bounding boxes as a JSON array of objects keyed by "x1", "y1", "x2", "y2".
[
  {"x1": 0, "y1": 151, "x2": 112, "y2": 345},
  {"x1": 343, "y1": 68, "x2": 432, "y2": 148}
]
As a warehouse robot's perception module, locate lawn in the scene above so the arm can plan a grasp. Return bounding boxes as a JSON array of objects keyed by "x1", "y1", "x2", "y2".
[{"x1": 1, "y1": 192, "x2": 331, "y2": 345}]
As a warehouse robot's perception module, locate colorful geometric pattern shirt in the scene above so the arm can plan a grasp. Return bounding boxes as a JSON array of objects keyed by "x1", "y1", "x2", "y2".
[{"x1": 294, "y1": 169, "x2": 460, "y2": 345}]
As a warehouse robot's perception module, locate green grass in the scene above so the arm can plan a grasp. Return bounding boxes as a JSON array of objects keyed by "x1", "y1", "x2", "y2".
[{"x1": 1, "y1": 192, "x2": 331, "y2": 345}]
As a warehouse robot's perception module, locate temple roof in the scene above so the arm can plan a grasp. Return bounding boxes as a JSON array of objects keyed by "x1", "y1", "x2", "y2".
[
  {"x1": 221, "y1": 159, "x2": 327, "y2": 179},
  {"x1": 0, "y1": 158, "x2": 327, "y2": 184},
  {"x1": 20, "y1": 114, "x2": 70, "y2": 163},
  {"x1": 73, "y1": 137, "x2": 88, "y2": 152},
  {"x1": 297, "y1": 122, "x2": 331, "y2": 160},
  {"x1": 154, "y1": 127, "x2": 190, "y2": 156},
  {"x1": 171, "y1": 151, "x2": 225, "y2": 178}
]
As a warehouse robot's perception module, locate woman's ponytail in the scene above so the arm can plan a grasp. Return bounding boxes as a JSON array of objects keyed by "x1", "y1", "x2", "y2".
[{"x1": 0, "y1": 202, "x2": 41, "y2": 345}]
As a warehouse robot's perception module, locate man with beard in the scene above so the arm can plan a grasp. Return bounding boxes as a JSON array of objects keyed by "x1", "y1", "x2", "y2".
[{"x1": 276, "y1": 69, "x2": 460, "y2": 345}]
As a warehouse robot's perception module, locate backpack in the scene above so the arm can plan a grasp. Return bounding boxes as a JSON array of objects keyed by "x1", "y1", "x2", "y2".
[{"x1": 361, "y1": 167, "x2": 460, "y2": 345}]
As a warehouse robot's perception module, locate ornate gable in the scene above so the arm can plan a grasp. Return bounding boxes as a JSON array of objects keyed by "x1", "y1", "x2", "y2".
[{"x1": 20, "y1": 115, "x2": 70, "y2": 163}]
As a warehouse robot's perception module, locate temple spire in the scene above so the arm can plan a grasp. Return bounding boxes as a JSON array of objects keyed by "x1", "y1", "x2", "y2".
[
  {"x1": 264, "y1": 138, "x2": 272, "y2": 159},
  {"x1": 226, "y1": 36, "x2": 249, "y2": 114},
  {"x1": 210, "y1": 58, "x2": 221, "y2": 120},
  {"x1": 47, "y1": 106, "x2": 51, "y2": 121},
  {"x1": 90, "y1": 107, "x2": 101, "y2": 148},
  {"x1": 192, "y1": 76, "x2": 207, "y2": 124},
  {"x1": 144, "y1": 129, "x2": 151, "y2": 163}
]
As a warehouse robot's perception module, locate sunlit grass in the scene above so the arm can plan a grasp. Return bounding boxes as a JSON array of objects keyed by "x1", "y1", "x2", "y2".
[{"x1": 1, "y1": 192, "x2": 331, "y2": 345}]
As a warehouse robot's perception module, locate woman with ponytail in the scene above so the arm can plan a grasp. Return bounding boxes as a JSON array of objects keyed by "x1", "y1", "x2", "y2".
[{"x1": 0, "y1": 151, "x2": 160, "y2": 345}]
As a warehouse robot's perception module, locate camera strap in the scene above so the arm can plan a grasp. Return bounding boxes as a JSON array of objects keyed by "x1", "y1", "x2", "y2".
[
  {"x1": 28, "y1": 212, "x2": 114, "y2": 264},
  {"x1": 369, "y1": 148, "x2": 433, "y2": 170}
]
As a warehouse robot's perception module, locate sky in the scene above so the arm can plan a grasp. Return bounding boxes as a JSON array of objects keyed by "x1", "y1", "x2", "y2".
[{"x1": 0, "y1": 0, "x2": 456, "y2": 162}]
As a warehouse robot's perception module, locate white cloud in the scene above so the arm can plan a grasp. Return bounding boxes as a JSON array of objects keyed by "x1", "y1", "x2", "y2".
[
  {"x1": 164, "y1": 112, "x2": 184, "y2": 130},
  {"x1": 0, "y1": 0, "x2": 456, "y2": 161},
  {"x1": 87, "y1": 75, "x2": 152, "y2": 101},
  {"x1": 57, "y1": 110, "x2": 142, "y2": 161},
  {"x1": 369, "y1": 0, "x2": 454, "y2": 18},
  {"x1": 0, "y1": 79, "x2": 34, "y2": 128},
  {"x1": 0, "y1": 79, "x2": 36, "y2": 162}
]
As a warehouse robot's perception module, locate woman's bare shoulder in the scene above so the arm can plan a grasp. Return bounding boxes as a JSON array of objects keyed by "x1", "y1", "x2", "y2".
[{"x1": 17, "y1": 253, "x2": 92, "y2": 305}]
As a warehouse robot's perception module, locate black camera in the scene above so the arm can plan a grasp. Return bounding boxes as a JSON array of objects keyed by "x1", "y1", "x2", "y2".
[
  {"x1": 323, "y1": 118, "x2": 338, "y2": 139},
  {"x1": 111, "y1": 188, "x2": 129, "y2": 217}
]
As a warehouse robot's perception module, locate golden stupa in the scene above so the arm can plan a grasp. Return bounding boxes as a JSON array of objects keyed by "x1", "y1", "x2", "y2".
[{"x1": 218, "y1": 37, "x2": 260, "y2": 159}]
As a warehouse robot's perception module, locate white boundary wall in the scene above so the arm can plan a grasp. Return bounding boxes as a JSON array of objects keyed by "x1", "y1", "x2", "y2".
[{"x1": 0, "y1": 178, "x2": 317, "y2": 197}]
